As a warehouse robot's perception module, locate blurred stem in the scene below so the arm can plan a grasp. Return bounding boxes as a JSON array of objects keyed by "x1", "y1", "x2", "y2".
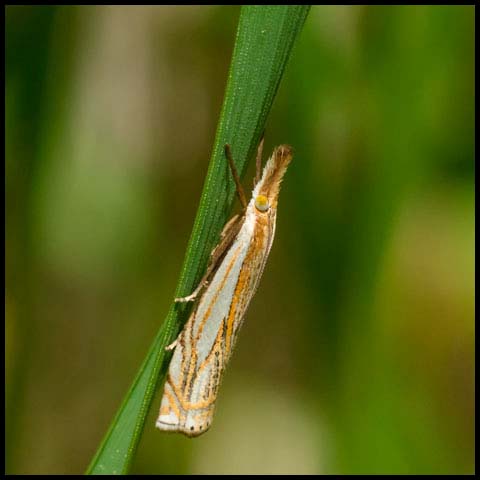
[
  {"x1": 5, "y1": 6, "x2": 70, "y2": 473},
  {"x1": 87, "y1": 5, "x2": 310, "y2": 475}
]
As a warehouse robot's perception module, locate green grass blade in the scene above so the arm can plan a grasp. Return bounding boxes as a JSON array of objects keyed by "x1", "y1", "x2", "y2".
[{"x1": 86, "y1": 5, "x2": 310, "y2": 475}]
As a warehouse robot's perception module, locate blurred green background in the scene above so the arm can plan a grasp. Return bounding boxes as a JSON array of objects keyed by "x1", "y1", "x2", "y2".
[{"x1": 5, "y1": 5, "x2": 474, "y2": 475}]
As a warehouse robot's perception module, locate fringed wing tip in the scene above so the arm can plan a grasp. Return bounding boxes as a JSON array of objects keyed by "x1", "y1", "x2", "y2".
[{"x1": 156, "y1": 419, "x2": 211, "y2": 438}]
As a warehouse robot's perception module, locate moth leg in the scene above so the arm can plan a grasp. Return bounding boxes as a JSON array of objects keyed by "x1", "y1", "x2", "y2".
[
  {"x1": 206, "y1": 212, "x2": 243, "y2": 274},
  {"x1": 174, "y1": 281, "x2": 207, "y2": 303},
  {"x1": 165, "y1": 338, "x2": 179, "y2": 351},
  {"x1": 218, "y1": 213, "x2": 242, "y2": 240},
  {"x1": 174, "y1": 213, "x2": 243, "y2": 303}
]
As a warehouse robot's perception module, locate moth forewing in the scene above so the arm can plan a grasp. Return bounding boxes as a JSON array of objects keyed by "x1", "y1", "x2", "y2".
[{"x1": 156, "y1": 144, "x2": 293, "y2": 437}]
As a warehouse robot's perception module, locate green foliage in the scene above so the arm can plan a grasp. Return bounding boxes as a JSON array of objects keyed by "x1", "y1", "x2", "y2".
[{"x1": 86, "y1": 6, "x2": 310, "y2": 475}]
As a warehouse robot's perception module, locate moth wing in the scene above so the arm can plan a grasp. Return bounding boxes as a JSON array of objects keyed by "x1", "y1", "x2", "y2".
[{"x1": 157, "y1": 222, "x2": 251, "y2": 436}]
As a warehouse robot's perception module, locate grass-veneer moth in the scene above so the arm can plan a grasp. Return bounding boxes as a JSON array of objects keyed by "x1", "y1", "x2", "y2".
[{"x1": 156, "y1": 139, "x2": 293, "y2": 437}]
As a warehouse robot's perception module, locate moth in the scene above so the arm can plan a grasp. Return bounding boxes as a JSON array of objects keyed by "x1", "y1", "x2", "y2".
[{"x1": 156, "y1": 139, "x2": 293, "y2": 437}]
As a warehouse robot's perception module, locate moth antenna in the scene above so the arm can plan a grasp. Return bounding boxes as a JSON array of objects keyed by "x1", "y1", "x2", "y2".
[{"x1": 224, "y1": 144, "x2": 247, "y2": 209}]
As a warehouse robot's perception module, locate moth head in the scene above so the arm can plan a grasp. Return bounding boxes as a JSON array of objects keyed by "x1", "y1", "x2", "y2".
[
  {"x1": 254, "y1": 194, "x2": 269, "y2": 212},
  {"x1": 256, "y1": 145, "x2": 293, "y2": 209}
]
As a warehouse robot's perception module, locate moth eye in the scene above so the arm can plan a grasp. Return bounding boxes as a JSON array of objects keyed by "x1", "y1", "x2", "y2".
[{"x1": 255, "y1": 195, "x2": 269, "y2": 212}]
